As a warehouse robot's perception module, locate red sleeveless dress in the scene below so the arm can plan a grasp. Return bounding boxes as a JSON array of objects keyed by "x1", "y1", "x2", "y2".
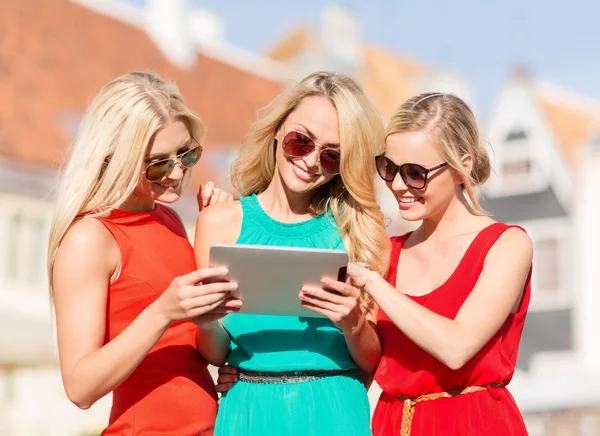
[
  {"x1": 372, "y1": 223, "x2": 531, "y2": 435},
  {"x1": 96, "y1": 205, "x2": 217, "y2": 435}
]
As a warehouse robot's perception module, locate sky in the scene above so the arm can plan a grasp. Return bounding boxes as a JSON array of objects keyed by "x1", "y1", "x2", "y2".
[{"x1": 131, "y1": 0, "x2": 600, "y2": 117}]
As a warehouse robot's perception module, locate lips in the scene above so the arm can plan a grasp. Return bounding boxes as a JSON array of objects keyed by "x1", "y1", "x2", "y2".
[
  {"x1": 155, "y1": 181, "x2": 179, "y2": 189},
  {"x1": 291, "y1": 161, "x2": 318, "y2": 182},
  {"x1": 397, "y1": 196, "x2": 423, "y2": 209}
]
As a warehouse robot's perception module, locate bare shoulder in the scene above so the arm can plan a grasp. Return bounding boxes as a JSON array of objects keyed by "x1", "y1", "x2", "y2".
[
  {"x1": 52, "y1": 217, "x2": 120, "y2": 288},
  {"x1": 487, "y1": 225, "x2": 533, "y2": 266},
  {"x1": 194, "y1": 200, "x2": 243, "y2": 249},
  {"x1": 56, "y1": 217, "x2": 118, "y2": 263},
  {"x1": 196, "y1": 201, "x2": 242, "y2": 231}
]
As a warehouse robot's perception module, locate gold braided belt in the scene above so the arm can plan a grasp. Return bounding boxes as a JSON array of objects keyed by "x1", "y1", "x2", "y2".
[{"x1": 396, "y1": 382, "x2": 506, "y2": 436}]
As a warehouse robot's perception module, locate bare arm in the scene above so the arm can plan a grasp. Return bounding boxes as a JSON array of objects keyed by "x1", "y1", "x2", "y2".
[
  {"x1": 341, "y1": 309, "x2": 382, "y2": 375},
  {"x1": 193, "y1": 201, "x2": 243, "y2": 366},
  {"x1": 53, "y1": 218, "x2": 235, "y2": 409},
  {"x1": 348, "y1": 228, "x2": 533, "y2": 370}
]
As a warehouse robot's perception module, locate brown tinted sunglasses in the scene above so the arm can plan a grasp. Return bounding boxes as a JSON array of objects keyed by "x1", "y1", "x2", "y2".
[
  {"x1": 375, "y1": 153, "x2": 448, "y2": 189},
  {"x1": 143, "y1": 139, "x2": 203, "y2": 181},
  {"x1": 278, "y1": 130, "x2": 341, "y2": 175}
]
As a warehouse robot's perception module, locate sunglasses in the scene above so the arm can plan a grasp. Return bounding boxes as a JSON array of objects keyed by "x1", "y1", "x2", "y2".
[
  {"x1": 279, "y1": 130, "x2": 341, "y2": 175},
  {"x1": 143, "y1": 140, "x2": 203, "y2": 181},
  {"x1": 375, "y1": 153, "x2": 448, "y2": 189}
]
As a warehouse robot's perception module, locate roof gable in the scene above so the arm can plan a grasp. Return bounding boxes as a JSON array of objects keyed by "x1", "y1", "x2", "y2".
[{"x1": 1, "y1": 0, "x2": 284, "y2": 171}]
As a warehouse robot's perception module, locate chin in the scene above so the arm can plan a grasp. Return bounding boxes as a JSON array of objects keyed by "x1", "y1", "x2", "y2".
[
  {"x1": 286, "y1": 179, "x2": 321, "y2": 194},
  {"x1": 154, "y1": 191, "x2": 182, "y2": 204},
  {"x1": 280, "y1": 165, "x2": 329, "y2": 195},
  {"x1": 399, "y1": 212, "x2": 424, "y2": 222},
  {"x1": 398, "y1": 205, "x2": 427, "y2": 222}
]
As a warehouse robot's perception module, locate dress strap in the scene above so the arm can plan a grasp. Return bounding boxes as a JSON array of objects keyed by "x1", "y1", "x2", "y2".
[
  {"x1": 454, "y1": 223, "x2": 531, "y2": 312},
  {"x1": 461, "y1": 222, "x2": 513, "y2": 267},
  {"x1": 94, "y1": 214, "x2": 132, "y2": 254},
  {"x1": 386, "y1": 233, "x2": 412, "y2": 285}
]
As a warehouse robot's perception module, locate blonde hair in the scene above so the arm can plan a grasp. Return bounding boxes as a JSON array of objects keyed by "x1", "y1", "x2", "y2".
[
  {"x1": 231, "y1": 71, "x2": 391, "y2": 311},
  {"x1": 48, "y1": 71, "x2": 205, "y2": 289},
  {"x1": 386, "y1": 92, "x2": 490, "y2": 214}
]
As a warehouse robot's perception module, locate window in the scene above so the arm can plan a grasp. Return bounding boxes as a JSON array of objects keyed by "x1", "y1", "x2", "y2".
[
  {"x1": 579, "y1": 415, "x2": 598, "y2": 436},
  {"x1": 502, "y1": 158, "x2": 532, "y2": 177},
  {"x1": 500, "y1": 127, "x2": 534, "y2": 182},
  {"x1": 505, "y1": 129, "x2": 527, "y2": 142},
  {"x1": 535, "y1": 238, "x2": 559, "y2": 294},
  {"x1": 4, "y1": 211, "x2": 47, "y2": 285},
  {"x1": 7, "y1": 214, "x2": 21, "y2": 280}
]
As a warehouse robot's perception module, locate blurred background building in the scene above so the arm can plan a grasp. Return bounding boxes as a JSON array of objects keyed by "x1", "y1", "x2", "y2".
[{"x1": 0, "y1": 0, "x2": 598, "y2": 434}]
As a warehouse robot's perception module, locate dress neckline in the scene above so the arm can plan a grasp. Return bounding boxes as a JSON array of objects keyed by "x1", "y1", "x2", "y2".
[
  {"x1": 247, "y1": 194, "x2": 334, "y2": 236},
  {"x1": 388, "y1": 223, "x2": 503, "y2": 300}
]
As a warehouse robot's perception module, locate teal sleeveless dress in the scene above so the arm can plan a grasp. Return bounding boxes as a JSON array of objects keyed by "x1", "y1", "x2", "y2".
[{"x1": 214, "y1": 194, "x2": 371, "y2": 436}]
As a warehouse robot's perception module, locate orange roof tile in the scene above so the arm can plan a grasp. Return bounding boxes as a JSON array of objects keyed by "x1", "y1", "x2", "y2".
[
  {"x1": 360, "y1": 46, "x2": 427, "y2": 119},
  {"x1": 267, "y1": 25, "x2": 314, "y2": 62},
  {"x1": 265, "y1": 26, "x2": 428, "y2": 120},
  {"x1": 535, "y1": 91, "x2": 600, "y2": 168},
  {"x1": 0, "y1": 0, "x2": 283, "y2": 189}
]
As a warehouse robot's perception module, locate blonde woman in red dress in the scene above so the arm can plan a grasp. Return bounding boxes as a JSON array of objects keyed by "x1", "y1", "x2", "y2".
[
  {"x1": 347, "y1": 93, "x2": 532, "y2": 435},
  {"x1": 48, "y1": 72, "x2": 238, "y2": 435}
]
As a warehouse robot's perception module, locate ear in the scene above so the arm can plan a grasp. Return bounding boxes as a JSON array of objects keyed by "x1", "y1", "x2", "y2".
[{"x1": 455, "y1": 154, "x2": 473, "y2": 184}]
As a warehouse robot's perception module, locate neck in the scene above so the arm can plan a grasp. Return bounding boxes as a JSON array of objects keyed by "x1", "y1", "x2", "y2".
[
  {"x1": 259, "y1": 172, "x2": 315, "y2": 222},
  {"x1": 119, "y1": 195, "x2": 156, "y2": 213},
  {"x1": 419, "y1": 189, "x2": 475, "y2": 241}
]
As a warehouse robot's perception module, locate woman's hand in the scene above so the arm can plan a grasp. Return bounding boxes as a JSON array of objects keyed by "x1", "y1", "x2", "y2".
[
  {"x1": 197, "y1": 181, "x2": 235, "y2": 212},
  {"x1": 345, "y1": 262, "x2": 382, "y2": 291},
  {"x1": 154, "y1": 268, "x2": 241, "y2": 325},
  {"x1": 215, "y1": 364, "x2": 239, "y2": 393},
  {"x1": 300, "y1": 271, "x2": 384, "y2": 373},
  {"x1": 299, "y1": 277, "x2": 364, "y2": 332}
]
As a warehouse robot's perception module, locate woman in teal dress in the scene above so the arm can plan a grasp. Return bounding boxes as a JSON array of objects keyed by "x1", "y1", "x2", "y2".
[{"x1": 193, "y1": 71, "x2": 390, "y2": 435}]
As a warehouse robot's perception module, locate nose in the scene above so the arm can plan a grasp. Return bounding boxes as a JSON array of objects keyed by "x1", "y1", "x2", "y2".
[
  {"x1": 303, "y1": 147, "x2": 321, "y2": 170},
  {"x1": 169, "y1": 161, "x2": 185, "y2": 180},
  {"x1": 390, "y1": 171, "x2": 407, "y2": 192}
]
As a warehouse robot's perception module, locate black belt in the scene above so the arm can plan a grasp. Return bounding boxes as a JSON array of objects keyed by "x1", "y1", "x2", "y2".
[{"x1": 236, "y1": 368, "x2": 352, "y2": 384}]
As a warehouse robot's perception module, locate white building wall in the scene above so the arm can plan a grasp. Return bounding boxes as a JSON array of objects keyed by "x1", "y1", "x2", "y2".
[
  {"x1": 573, "y1": 145, "x2": 600, "y2": 371},
  {"x1": 485, "y1": 80, "x2": 573, "y2": 202}
]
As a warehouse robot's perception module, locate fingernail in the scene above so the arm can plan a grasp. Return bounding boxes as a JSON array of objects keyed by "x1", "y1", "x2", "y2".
[
  {"x1": 229, "y1": 283, "x2": 238, "y2": 290},
  {"x1": 219, "y1": 268, "x2": 229, "y2": 274}
]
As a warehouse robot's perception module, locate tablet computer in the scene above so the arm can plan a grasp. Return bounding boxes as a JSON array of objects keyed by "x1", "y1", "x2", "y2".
[{"x1": 209, "y1": 244, "x2": 348, "y2": 318}]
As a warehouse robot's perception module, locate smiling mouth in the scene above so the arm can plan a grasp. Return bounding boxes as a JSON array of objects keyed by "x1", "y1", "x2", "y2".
[
  {"x1": 291, "y1": 161, "x2": 318, "y2": 181},
  {"x1": 396, "y1": 195, "x2": 423, "y2": 207},
  {"x1": 155, "y1": 181, "x2": 180, "y2": 189}
]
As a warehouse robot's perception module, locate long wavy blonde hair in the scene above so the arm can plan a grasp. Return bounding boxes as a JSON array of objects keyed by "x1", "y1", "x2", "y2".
[
  {"x1": 230, "y1": 71, "x2": 391, "y2": 311},
  {"x1": 47, "y1": 71, "x2": 205, "y2": 291},
  {"x1": 386, "y1": 92, "x2": 491, "y2": 214}
]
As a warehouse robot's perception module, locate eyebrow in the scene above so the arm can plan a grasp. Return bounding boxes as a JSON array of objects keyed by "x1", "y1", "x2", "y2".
[
  {"x1": 147, "y1": 138, "x2": 193, "y2": 161},
  {"x1": 295, "y1": 124, "x2": 340, "y2": 148}
]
